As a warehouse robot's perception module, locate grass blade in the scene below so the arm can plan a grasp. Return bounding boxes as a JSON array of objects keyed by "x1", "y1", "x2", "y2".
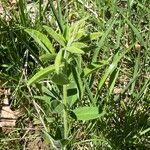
[
  {"x1": 125, "y1": 17, "x2": 145, "y2": 47},
  {"x1": 96, "y1": 45, "x2": 133, "y2": 97},
  {"x1": 49, "y1": 0, "x2": 64, "y2": 33},
  {"x1": 92, "y1": 18, "x2": 117, "y2": 61}
]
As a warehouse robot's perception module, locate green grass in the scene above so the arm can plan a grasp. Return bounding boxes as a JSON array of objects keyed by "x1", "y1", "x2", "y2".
[{"x1": 0, "y1": 0, "x2": 149, "y2": 149}]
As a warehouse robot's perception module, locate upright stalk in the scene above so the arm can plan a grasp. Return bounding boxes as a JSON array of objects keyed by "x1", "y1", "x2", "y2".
[
  {"x1": 39, "y1": 0, "x2": 42, "y2": 24},
  {"x1": 63, "y1": 84, "x2": 68, "y2": 149},
  {"x1": 49, "y1": 0, "x2": 64, "y2": 33},
  {"x1": 18, "y1": 0, "x2": 27, "y2": 26}
]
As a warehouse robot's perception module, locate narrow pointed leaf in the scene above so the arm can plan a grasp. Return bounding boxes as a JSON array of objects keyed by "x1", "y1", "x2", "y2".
[
  {"x1": 90, "y1": 32, "x2": 103, "y2": 40},
  {"x1": 34, "y1": 96, "x2": 51, "y2": 105},
  {"x1": 92, "y1": 18, "x2": 117, "y2": 61},
  {"x1": 55, "y1": 49, "x2": 63, "y2": 74},
  {"x1": 97, "y1": 46, "x2": 132, "y2": 93},
  {"x1": 25, "y1": 29, "x2": 55, "y2": 54},
  {"x1": 71, "y1": 17, "x2": 88, "y2": 36},
  {"x1": 71, "y1": 42, "x2": 88, "y2": 49},
  {"x1": 39, "y1": 53, "x2": 56, "y2": 62},
  {"x1": 108, "y1": 69, "x2": 120, "y2": 95},
  {"x1": 139, "y1": 128, "x2": 150, "y2": 136},
  {"x1": 83, "y1": 61, "x2": 108, "y2": 77},
  {"x1": 125, "y1": 18, "x2": 145, "y2": 47},
  {"x1": 65, "y1": 46, "x2": 85, "y2": 54},
  {"x1": 27, "y1": 65, "x2": 55, "y2": 85},
  {"x1": 72, "y1": 66, "x2": 83, "y2": 99},
  {"x1": 43, "y1": 25, "x2": 66, "y2": 46}
]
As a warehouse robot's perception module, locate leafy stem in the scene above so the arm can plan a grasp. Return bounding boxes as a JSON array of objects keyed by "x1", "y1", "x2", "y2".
[{"x1": 63, "y1": 84, "x2": 68, "y2": 149}]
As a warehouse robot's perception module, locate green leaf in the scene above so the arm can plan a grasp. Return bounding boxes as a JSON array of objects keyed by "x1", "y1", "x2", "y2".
[
  {"x1": 43, "y1": 25, "x2": 66, "y2": 46},
  {"x1": 130, "y1": 56, "x2": 140, "y2": 95},
  {"x1": 55, "y1": 49, "x2": 63, "y2": 74},
  {"x1": 68, "y1": 17, "x2": 88, "y2": 43},
  {"x1": 115, "y1": 22, "x2": 123, "y2": 49},
  {"x1": 97, "y1": 56, "x2": 119, "y2": 91},
  {"x1": 97, "y1": 46, "x2": 132, "y2": 92},
  {"x1": 90, "y1": 32, "x2": 103, "y2": 40},
  {"x1": 92, "y1": 18, "x2": 117, "y2": 61},
  {"x1": 108, "y1": 69, "x2": 120, "y2": 95},
  {"x1": 75, "y1": 29, "x2": 85, "y2": 41},
  {"x1": 83, "y1": 61, "x2": 108, "y2": 77},
  {"x1": 73, "y1": 106, "x2": 99, "y2": 121},
  {"x1": 71, "y1": 17, "x2": 88, "y2": 36},
  {"x1": 139, "y1": 128, "x2": 150, "y2": 136},
  {"x1": 71, "y1": 42, "x2": 88, "y2": 49},
  {"x1": 67, "y1": 81, "x2": 78, "y2": 107},
  {"x1": 50, "y1": 100, "x2": 64, "y2": 113},
  {"x1": 25, "y1": 29, "x2": 55, "y2": 54},
  {"x1": 39, "y1": 53, "x2": 56, "y2": 62},
  {"x1": 34, "y1": 96, "x2": 51, "y2": 105},
  {"x1": 72, "y1": 66, "x2": 83, "y2": 99},
  {"x1": 46, "y1": 117, "x2": 54, "y2": 123},
  {"x1": 125, "y1": 17, "x2": 145, "y2": 47},
  {"x1": 51, "y1": 73, "x2": 69, "y2": 85},
  {"x1": 65, "y1": 46, "x2": 85, "y2": 54},
  {"x1": 83, "y1": 78, "x2": 96, "y2": 106},
  {"x1": 64, "y1": 25, "x2": 70, "y2": 41},
  {"x1": 27, "y1": 65, "x2": 55, "y2": 85}
]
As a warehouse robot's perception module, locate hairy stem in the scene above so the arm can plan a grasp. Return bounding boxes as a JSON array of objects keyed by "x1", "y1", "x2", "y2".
[{"x1": 63, "y1": 84, "x2": 68, "y2": 149}]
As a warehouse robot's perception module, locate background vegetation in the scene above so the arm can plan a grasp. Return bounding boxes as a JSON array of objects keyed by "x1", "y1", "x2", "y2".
[{"x1": 0, "y1": 0, "x2": 149, "y2": 149}]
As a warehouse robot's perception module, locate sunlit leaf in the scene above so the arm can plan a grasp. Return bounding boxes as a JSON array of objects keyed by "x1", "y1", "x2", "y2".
[
  {"x1": 55, "y1": 49, "x2": 63, "y2": 74},
  {"x1": 90, "y1": 32, "x2": 103, "y2": 40},
  {"x1": 43, "y1": 25, "x2": 66, "y2": 47},
  {"x1": 65, "y1": 46, "x2": 85, "y2": 54},
  {"x1": 125, "y1": 17, "x2": 145, "y2": 47},
  {"x1": 83, "y1": 61, "x2": 108, "y2": 77},
  {"x1": 73, "y1": 106, "x2": 99, "y2": 121},
  {"x1": 71, "y1": 42, "x2": 88, "y2": 49},
  {"x1": 39, "y1": 53, "x2": 56, "y2": 62},
  {"x1": 25, "y1": 29, "x2": 55, "y2": 54},
  {"x1": 92, "y1": 18, "x2": 117, "y2": 61},
  {"x1": 27, "y1": 65, "x2": 55, "y2": 85}
]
